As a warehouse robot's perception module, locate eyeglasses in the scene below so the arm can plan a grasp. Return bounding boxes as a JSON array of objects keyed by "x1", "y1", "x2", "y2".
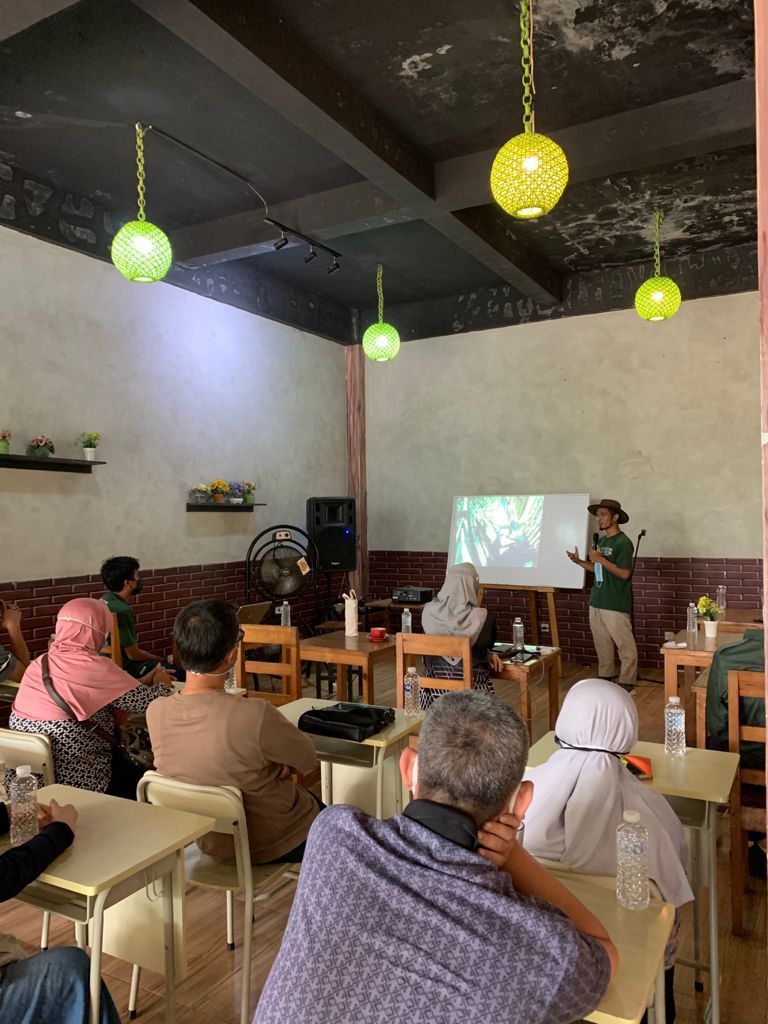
[{"x1": 234, "y1": 628, "x2": 245, "y2": 647}]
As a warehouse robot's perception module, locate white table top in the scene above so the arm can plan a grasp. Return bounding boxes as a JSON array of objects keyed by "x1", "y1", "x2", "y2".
[
  {"x1": 279, "y1": 697, "x2": 423, "y2": 749},
  {"x1": 554, "y1": 869, "x2": 674, "y2": 1024},
  {"x1": 0, "y1": 784, "x2": 214, "y2": 897},
  {"x1": 527, "y1": 732, "x2": 739, "y2": 805}
]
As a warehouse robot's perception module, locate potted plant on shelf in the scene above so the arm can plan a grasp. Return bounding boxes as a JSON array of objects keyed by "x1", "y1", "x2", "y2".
[
  {"x1": 209, "y1": 479, "x2": 229, "y2": 504},
  {"x1": 243, "y1": 481, "x2": 257, "y2": 505},
  {"x1": 0, "y1": 431, "x2": 10, "y2": 455},
  {"x1": 189, "y1": 483, "x2": 211, "y2": 505},
  {"x1": 228, "y1": 480, "x2": 244, "y2": 505},
  {"x1": 79, "y1": 432, "x2": 101, "y2": 461},
  {"x1": 28, "y1": 435, "x2": 55, "y2": 458},
  {"x1": 697, "y1": 595, "x2": 720, "y2": 638}
]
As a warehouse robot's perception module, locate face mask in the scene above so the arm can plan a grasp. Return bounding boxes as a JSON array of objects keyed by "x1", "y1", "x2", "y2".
[{"x1": 132, "y1": 579, "x2": 144, "y2": 597}]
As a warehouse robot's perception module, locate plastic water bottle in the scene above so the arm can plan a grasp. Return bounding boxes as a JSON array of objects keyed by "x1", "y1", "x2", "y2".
[
  {"x1": 716, "y1": 585, "x2": 727, "y2": 613},
  {"x1": 664, "y1": 695, "x2": 686, "y2": 757},
  {"x1": 280, "y1": 600, "x2": 291, "y2": 627},
  {"x1": 224, "y1": 666, "x2": 237, "y2": 692},
  {"x1": 401, "y1": 608, "x2": 412, "y2": 634},
  {"x1": 513, "y1": 617, "x2": 524, "y2": 652},
  {"x1": 616, "y1": 810, "x2": 650, "y2": 910},
  {"x1": 9, "y1": 765, "x2": 39, "y2": 846},
  {"x1": 403, "y1": 667, "x2": 420, "y2": 717},
  {"x1": 686, "y1": 602, "x2": 698, "y2": 635}
]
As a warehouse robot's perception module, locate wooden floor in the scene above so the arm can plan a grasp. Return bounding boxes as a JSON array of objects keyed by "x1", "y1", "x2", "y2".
[{"x1": 1, "y1": 660, "x2": 766, "y2": 1023}]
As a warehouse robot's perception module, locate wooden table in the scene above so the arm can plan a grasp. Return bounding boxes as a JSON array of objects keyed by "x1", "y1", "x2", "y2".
[
  {"x1": 279, "y1": 697, "x2": 423, "y2": 818},
  {"x1": 2, "y1": 784, "x2": 213, "y2": 1024},
  {"x1": 300, "y1": 630, "x2": 396, "y2": 703},
  {"x1": 528, "y1": 733, "x2": 740, "y2": 1024},
  {"x1": 552, "y1": 869, "x2": 674, "y2": 1024},
  {"x1": 698, "y1": 607, "x2": 763, "y2": 631},
  {"x1": 661, "y1": 628, "x2": 744, "y2": 704},
  {"x1": 493, "y1": 645, "x2": 562, "y2": 739}
]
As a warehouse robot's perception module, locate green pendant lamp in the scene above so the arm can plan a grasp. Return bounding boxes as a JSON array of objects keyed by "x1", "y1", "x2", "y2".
[
  {"x1": 490, "y1": 0, "x2": 568, "y2": 219},
  {"x1": 634, "y1": 210, "x2": 682, "y2": 322},
  {"x1": 111, "y1": 123, "x2": 173, "y2": 283},
  {"x1": 362, "y1": 264, "x2": 400, "y2": 362}
]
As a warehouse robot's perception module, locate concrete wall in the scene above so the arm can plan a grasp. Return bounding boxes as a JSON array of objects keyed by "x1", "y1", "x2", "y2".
[
  {"x1": 366, "y1": 291, "x2": 761, "y2": 557},
  {"x1": 0, "y1": 230, "x2": 347, "y2": 580}
]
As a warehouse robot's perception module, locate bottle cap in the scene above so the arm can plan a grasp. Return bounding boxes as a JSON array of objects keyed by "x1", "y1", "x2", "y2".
[
  {"x1": 514, "y1": 616, "x2": 522, "y2": 622},
  {"x1": 622, "y1": 810, "x2": 641, "y2": 824},
  {"x1": 16, "y1": 765, "x2": 32, "y2": 777},
  {"x1": 668, "y1": 696, "x2": 681, "y2": 705}
]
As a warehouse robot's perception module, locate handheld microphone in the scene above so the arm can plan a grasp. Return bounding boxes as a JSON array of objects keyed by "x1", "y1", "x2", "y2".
[{"x1": 592, "y1": 532, "x2": 603, "y2": 585}]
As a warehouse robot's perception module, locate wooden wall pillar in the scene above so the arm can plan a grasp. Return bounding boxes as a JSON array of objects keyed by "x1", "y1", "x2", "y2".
[
  {"x1": 346, "y1": 345, "x2": 368, "y2": 596},
  {"x1": 755, "y1": 0, "x2": 768, "y2": 798}
]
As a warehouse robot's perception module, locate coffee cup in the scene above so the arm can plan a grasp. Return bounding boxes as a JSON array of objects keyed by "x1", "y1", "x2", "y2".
[{"x1": 370, "y1": 626, "x2": 387, "y2": 640}]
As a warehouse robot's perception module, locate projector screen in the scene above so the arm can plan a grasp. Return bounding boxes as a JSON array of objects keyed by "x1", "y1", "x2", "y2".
[{"x1": 447, "y1": 494, "x2": 589, "y2": 589}]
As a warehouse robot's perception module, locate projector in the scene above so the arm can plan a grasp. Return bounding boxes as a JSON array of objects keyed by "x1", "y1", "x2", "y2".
[{"x1": 392, "y1": 586, "x2": 433, "y2": 604}]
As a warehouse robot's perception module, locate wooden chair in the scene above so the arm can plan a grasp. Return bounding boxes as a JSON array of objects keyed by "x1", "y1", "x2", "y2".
[
  {"x1": 236, "y1": 624, "x2": 301, "y2": 706},
  {"x1": 101, "y1": 612, "x2": 123, "y2": 668},
  {"x1": 727, "y1": 669, "x2": 766, "y2": 935},
  {"x1": 395, "y1": 633, "x2": 472, "y2": 708}
]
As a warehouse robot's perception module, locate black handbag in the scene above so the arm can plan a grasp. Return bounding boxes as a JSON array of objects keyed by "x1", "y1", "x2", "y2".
[{"x1": 298, "y1": 702, "x2": 395, "y2": 742}]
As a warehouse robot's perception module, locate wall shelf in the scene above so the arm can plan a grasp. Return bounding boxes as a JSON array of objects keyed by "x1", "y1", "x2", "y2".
[
  {"x1": 186, "y1": 503, "x2": 266, "y2": 512},
  {"x1": 0, "y1": 454, "x2": 106, "y2": 474}
]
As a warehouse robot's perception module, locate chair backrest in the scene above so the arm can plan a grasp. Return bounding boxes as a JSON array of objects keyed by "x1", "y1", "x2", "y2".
[
  {"x1": 395, "y1": 632, "x2": 473, "y2": 708},
  {"x1": 236, "y1": 624, "x2": 301, "y2": 706},
  {"x1": 101, "y1": 612, "x2": 123, "y2": 668},
  {"x1": 0, "y1": 727, "x2": 54, "y2": 785},
  {"x1": 727, "y1": 670, "x2": 766, "y2": 788},
  {"x1": 137, "y1": 770, "x2": 250, "y2": 887}
]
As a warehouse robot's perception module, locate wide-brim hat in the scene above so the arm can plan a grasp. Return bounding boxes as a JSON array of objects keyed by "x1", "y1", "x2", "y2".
[{"x1": 587, "y1": 498, "x2": 629, "y2": 524}]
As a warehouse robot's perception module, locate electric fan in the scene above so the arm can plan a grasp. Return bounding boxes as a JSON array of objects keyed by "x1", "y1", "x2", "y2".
[{"x1": 245, "y1": 526, "x2": 320, "y2": 615}]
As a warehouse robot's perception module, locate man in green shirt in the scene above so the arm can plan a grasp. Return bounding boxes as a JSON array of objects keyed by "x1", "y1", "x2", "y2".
[
  {"x1": 567, "y1": 498, "x2": 638, "y2": 695},
  {"x1": 100, "y1": 556, "x2": 174, "y2": 683},
  {"x1": 705, "y1": 628, "x2": 764, "y2": 769}
]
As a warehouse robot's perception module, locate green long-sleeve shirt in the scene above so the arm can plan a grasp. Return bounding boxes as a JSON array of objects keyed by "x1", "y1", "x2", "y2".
[{"x1": 705, "y1": 629, "x2": 765, "y2": 769}]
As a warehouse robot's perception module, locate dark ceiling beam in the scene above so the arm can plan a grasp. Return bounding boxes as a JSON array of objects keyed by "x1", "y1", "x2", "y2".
[
  {"x1": 0, "y1": 0, "x2": 81, "y2": 41},
  {"x1": 133, "y1": 0, "x2": 562, "y2": 303},
  {"x1": 171, "y1": 79, "x2": 753, "y2": 277},
  {"x1": 172, "y1": 181, "x2": 408, "y2": 265},
  {"x1": 436, "y1": 80, "x2": 756, "y2": 210}
]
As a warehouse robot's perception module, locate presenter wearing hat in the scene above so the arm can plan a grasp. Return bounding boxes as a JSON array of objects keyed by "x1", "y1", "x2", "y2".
[{"x1": 566, "y1": 499, "x2": 637, "y2": 695}]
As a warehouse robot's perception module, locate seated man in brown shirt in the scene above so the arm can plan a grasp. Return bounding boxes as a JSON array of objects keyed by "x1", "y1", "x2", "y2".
[{"x1": 146, "y1": 600, "x2": 320, "y2": 864}]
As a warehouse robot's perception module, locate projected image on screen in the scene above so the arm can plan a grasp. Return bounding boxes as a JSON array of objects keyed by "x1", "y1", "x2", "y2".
[{"x1": 452, "y1": 495, "x2": 544, "y2": 569}]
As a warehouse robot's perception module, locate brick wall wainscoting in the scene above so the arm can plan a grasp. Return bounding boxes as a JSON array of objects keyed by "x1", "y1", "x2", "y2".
[
  {"x1": 0, "y1": 561, "x2": 343, "y2": 660},
  {"x1": 369, "y1": 551, "x2": 763, "y2": 669}
]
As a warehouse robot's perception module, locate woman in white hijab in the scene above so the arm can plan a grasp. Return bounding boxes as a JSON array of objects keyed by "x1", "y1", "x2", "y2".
[
  {"x1": 524, "y1": 678, "x2": 693, "y2": 1023},
  {"x1": 420, "y1": 563, "x2": 503, "y2": 708}
]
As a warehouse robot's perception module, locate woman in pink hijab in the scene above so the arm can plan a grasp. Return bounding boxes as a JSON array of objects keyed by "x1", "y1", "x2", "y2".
[{"x1": 10, "y1": 598, "x2": 171, "y2": 796}]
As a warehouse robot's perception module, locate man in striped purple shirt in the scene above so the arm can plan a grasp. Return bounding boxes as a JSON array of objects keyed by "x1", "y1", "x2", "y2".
[{"x1": 255, "y1": 691, "x2": 617, "y2": 1024}]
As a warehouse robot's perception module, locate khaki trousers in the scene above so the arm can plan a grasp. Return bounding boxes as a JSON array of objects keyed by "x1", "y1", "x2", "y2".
[{"x1": 588, "y1": 607, "x2": 638, "y2": 686}]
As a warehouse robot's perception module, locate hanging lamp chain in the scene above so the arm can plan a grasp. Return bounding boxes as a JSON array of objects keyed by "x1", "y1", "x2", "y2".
[
  {"x1": 520, "y1": 0, "x2": 535, "y2": 134},
  {"x1": 135, "y1": 122, "x2": 146, "y2": 222},
  {"x1": 376, "y1": 262, "x2": 384, "y2": 323},
  {"x1": 653, "y1": 209, "x2": 663, "y2": 277}
]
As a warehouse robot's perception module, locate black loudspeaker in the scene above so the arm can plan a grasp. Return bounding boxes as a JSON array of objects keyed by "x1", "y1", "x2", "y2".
[{"x1": 306, "y1": 497, "x2": 357, "y2": 572}]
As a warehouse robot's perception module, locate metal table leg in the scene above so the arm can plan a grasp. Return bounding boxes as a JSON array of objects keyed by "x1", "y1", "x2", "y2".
[{"x1": 707, "y1": 802, "x2": 720, "y2": 1024}]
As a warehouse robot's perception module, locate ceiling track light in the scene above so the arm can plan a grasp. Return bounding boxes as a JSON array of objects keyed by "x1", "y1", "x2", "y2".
[{"x1": 263, "y1": 216, "x2": 342, "y2": 270}]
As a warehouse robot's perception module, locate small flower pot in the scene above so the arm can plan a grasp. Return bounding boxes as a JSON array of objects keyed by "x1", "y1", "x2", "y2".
[
  {"x1": 29, "y1": 446, "x2": 52, "y2": 458},
  {"x1": 82, "y1": 447, "x2": 98, "y2": 461},
  {"x1": 0, "y1": 440, "x2": 9, "y2": 455},
  {"x1": 230, "y1": 497, "x2": 243, "y2": 505},
  {"x1": 213, "y1": 493, "x2": 225, "y2": 504},
  {"x1": 243, "y1": 492, "x2": 255, "y2": 505},
  {"x1": 703, "y1": 618, "x2": 718, "y2": 639}
]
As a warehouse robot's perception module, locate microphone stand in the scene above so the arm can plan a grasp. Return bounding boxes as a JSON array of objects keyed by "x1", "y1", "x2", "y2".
[{"x1": 630, "y1": 529, "x2": 656, "y2": 683}]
